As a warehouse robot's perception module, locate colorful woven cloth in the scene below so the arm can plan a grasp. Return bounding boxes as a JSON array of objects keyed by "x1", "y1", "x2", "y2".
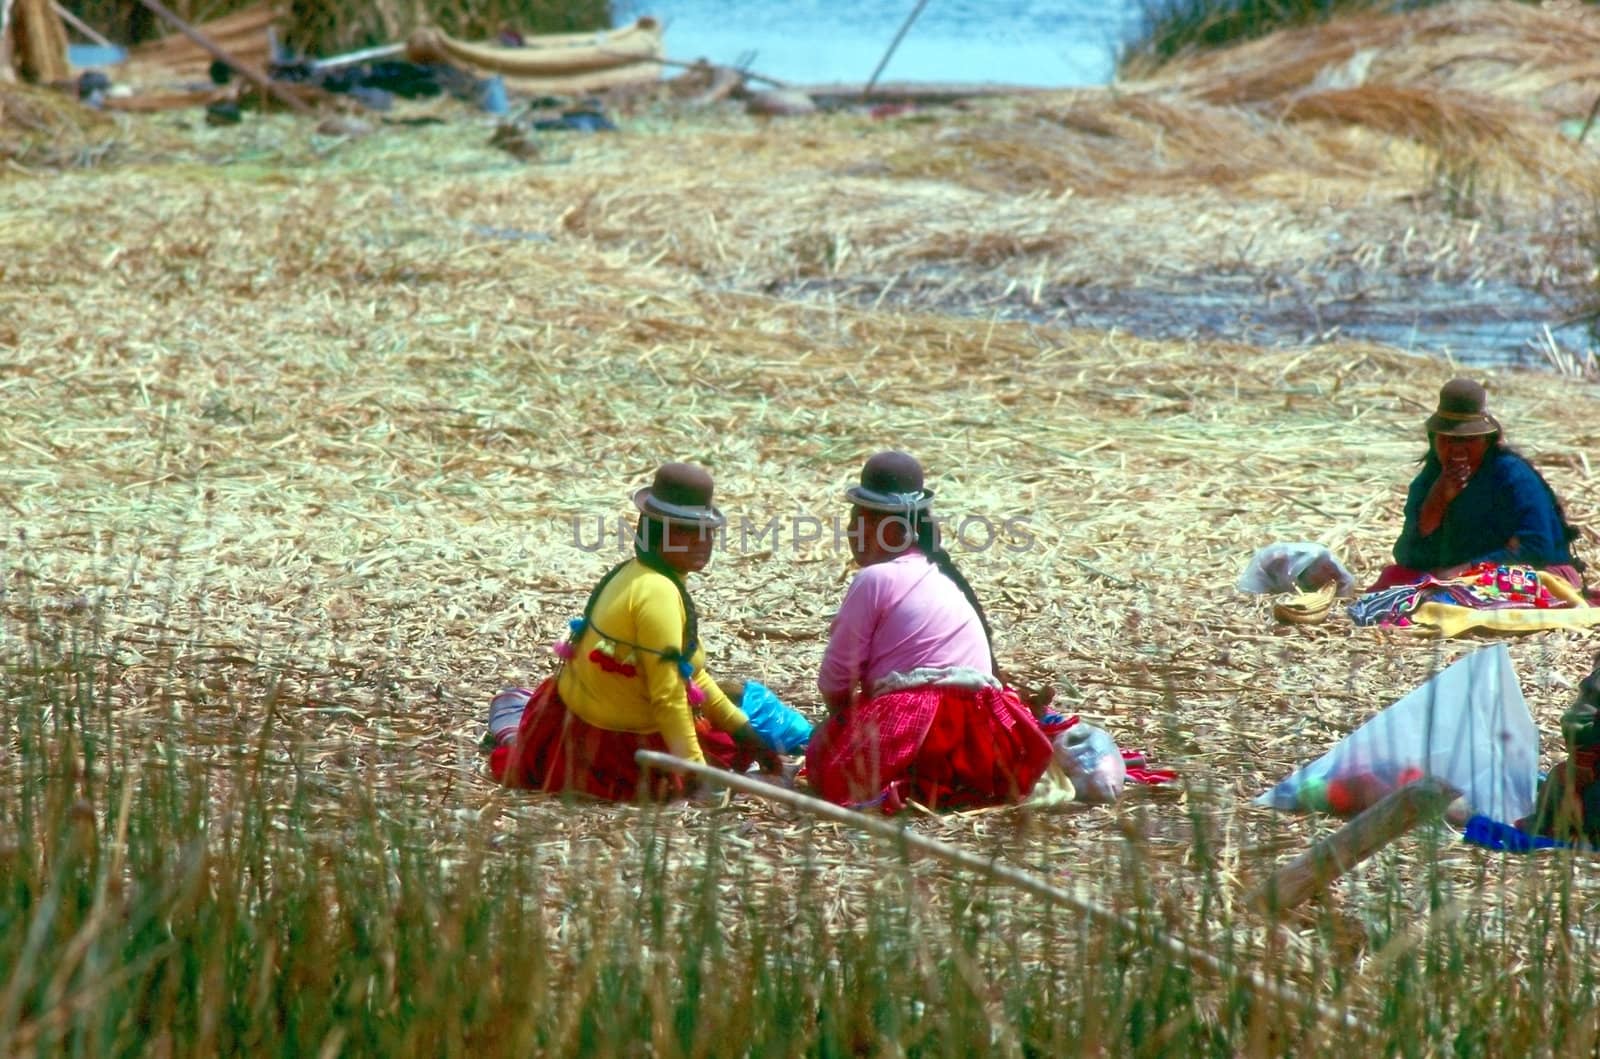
[
  {"x1": 489, "y1": 677, "x2": 770, "y2": 800},
  {"x1": 804, "y1": 684, "x2": 1052, "y2": 812},
  {"x1": 1349, "y1": 563, "x2": 1600, "y2": 636}
]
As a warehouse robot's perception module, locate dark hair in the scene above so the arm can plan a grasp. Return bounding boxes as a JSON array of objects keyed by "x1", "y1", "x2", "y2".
[
  {"x1": 576, "y1": 516, "x2": 701, "y2": 657},
  {"x1": 911, "y1": 513, "x2": 997, "y2": 673},
  {"x1": 1420, "y1": 435, "x2": 1585, "y2": 571}
]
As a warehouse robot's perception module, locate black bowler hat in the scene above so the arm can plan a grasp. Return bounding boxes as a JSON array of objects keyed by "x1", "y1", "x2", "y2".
[
  {"x1": 632, "y1": 462, "x2": 726, "y2": 527},
  {"x1": 845, "y1": 451, "x2": 935, "y2": 513}
]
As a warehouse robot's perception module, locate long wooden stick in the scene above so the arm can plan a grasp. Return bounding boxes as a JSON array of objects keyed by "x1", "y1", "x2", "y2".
[
  {"x1": 312, "y1": 40, "x2": 404, "y2": 71},
  {"x1": 0, "y1": 0, "x2": 16, "y2": 84},
  {"x1": 863, "y1": 0, "x2": 930, "y2": 99},
  {"x1": 635, "y1": 750, "x2": 1365, "y2": 1034},
  {"x1": 11, "y1": 0, "x2": 70, "y2": 82},
  {"x1": 50, "y1": 1, "x2": 112, "y2": 47},
  {"x1": 593, "y1": 50, "x2": 789, "y2": 89},
  {"x1": 1247, "y1": 777, "x2": 1458, "y2": 914},
  {"x1": 132, "y1": 0, "x2": 311, "y2": 114},
  {"x1": 1579, "y1": 90, "x2": 1600, "y2": 146}
]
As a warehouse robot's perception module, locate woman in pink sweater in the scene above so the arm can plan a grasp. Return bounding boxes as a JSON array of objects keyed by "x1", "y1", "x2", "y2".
[{"x1": 804, "y1": 452, "x2": 1053, "y2": 811}]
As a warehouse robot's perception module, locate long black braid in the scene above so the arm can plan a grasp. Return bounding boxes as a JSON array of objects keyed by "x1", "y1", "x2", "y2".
[
  {"x1": 574, "y1": 516, "x2": 701, "y2": 660},
  {"x1": 911, "y1": 513, "x2": 997, "y2": 673},
  {"x1": 631, "y1": 516, "x2": 702, "y2": 659}
]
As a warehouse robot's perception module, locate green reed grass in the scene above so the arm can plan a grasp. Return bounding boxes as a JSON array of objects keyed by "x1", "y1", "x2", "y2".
[
  {"x1": 1118, "y1": 0, "x2": 1445, "y2": 75},
  {"x1": 1, "y1": 600, "x2": 1599, "y2": 1055}
]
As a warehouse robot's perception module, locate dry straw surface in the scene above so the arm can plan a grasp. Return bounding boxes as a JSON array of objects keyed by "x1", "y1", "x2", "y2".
[{"x1": 4, "y1": 0, "x2": 1600, "y2": 1018}]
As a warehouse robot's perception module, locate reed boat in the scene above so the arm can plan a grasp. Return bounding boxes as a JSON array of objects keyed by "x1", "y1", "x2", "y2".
[{"x1": 405, "y1": 17, "x2": 663, "y2": 95}]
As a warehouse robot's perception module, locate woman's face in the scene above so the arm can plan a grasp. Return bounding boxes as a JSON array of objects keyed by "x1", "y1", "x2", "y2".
[
  {"x1": 846, "y1": 507, "x2": 872, "y2": 566},
  {"x1": 847, "y1": 506, "x2": 912, "y2": 567},
  {"x1": 659, "y1": 520, "x2": 716, "y2": 573},
  {"x1": 1433, "y1": 432, "x2": 1491, "y2": 478}
]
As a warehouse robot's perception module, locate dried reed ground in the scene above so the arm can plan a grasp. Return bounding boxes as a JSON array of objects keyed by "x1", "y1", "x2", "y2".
[{"x1": 4, "y1": 0, "x2": 1600, "y2": 1022}]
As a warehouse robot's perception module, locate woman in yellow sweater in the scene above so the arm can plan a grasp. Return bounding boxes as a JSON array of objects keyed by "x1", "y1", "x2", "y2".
[{"x1": 487, "y1": 462, "x2": 783, "y2": 799}]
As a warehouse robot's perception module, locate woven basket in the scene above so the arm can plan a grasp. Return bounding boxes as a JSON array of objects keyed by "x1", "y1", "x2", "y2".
[{"x1": 1272, "y1": 583, "x2": 1337, "y2": 625}]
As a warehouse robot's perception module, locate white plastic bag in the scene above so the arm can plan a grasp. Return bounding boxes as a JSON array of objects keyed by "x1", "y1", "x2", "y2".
[
  {"x1": 1237, "y1": 542, "x2": 1357, "y2": 597},
  {"x1": 1053, "y1": 723, "x2": 1127, "y2": 804},
  {"x1": 1255, "y1": 643, "x2": 1539, "y2": 822}
]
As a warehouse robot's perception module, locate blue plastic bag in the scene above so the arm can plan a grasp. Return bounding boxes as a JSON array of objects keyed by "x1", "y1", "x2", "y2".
[
  {"x1": 740, "y1": 681, "x2": 812, "y2": 753},
  {"x1": 1462, "y1": 815, "x2": 1570, "y2": 853}
]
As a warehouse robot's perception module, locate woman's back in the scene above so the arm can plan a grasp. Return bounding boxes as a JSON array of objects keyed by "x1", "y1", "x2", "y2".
[{"x1": 819, "y1": 550, "x2": 992, "y2": 698}]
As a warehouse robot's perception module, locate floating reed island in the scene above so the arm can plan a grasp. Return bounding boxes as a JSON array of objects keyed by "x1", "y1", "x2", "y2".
[{"x1": 3, "y1": 0, "x2": 1600, "y2": 1052}]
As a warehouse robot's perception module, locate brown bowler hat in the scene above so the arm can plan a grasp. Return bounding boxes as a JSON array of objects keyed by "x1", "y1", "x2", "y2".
[
  {"x1": 1424, "y1": 378, "x2": 1501, "y2": 437},
  {"x1": 845, "y1": 451, "x2": 935, "y2": 513},
  {"x1": 632, "y1": 462, "x2": 726, "y2": 527}
]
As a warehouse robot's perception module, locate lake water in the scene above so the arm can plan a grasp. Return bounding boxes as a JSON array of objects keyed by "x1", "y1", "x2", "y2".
[{"x1": 610, "y1": 0, "x2": 1142, "y2": 87}]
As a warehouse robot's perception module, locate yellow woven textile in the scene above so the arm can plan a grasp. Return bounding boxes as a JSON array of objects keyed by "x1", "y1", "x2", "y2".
[{"x1": 1404, "y1": 572, "x2": 1600, "y2": 638}]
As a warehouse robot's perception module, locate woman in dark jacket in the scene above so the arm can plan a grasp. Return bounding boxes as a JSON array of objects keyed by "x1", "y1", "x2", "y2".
[{"x1": 1370, "y1": 378, "x2": 1584, "y2": 591}]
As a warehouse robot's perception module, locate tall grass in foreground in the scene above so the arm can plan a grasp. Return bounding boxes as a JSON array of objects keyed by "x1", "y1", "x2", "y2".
[{"x1": 2, "y1": 605, "x2": 1599, "y2": 1055}]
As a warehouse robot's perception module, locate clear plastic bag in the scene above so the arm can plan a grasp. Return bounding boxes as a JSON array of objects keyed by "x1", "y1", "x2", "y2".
[
  {"x1": 1053, "y1": 723, "x2": 1127, "y2": 804},
  {"x1": 1237, "y1": 542, "x2": 1357, "y2": 597},
  {"x1": 1256, "y1": 643, "x2": 1539, "y2": 822}
]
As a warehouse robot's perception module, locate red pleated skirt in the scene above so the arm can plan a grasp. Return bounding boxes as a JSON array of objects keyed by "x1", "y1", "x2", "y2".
[
  {"x1": 488, "y1": 677, "x2": 759, "y2": 801},
  {"x1": 803, "y1": 683, "x2": 1053, "y2": 812}
]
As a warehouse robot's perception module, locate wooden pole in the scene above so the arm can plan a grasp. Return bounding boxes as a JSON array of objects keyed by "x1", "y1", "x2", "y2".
[
  {"x1": 1247, "y1": 777, "x2": 1458, "y2": 914},
  {"x1": 50, "y1": 1, "x2": 113, "y2": 48},
  {"x1": 635, "y1": 749, "x2": 1366, "y2": 1035},
  {"x1": 612, "y1": 51, "x2": 790, "y2": 89},
  {"x1": 1578, "y1": 90, "x2": 1600, "y2": 146},
  {"x1": 863, "y1": 0, "x2": 930, "y2": 99},
  {"x1": 132, "y1": 0, "x2": 311, "y2": 115},
  {"x1": 311, "y1": 39, "x2": 404, "y2": 71},
  {"x1": 0, "y1": 0, "x2": 16, "y2": 83},
  {"x1": 12, "y1": 0, "x2": 69, "y2": 83}
]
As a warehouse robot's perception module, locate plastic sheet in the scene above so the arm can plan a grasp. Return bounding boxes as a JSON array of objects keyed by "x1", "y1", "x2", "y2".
[
  {"x1": 1053, "y1": 722, "x2": 1126, "y2": 804},
  {"x1": 1255, "y1": 643, "x2": 1539, "y2": 823},
  {"x1": 1237, "y1": 542, "x2": 1357, "y2": 597}
]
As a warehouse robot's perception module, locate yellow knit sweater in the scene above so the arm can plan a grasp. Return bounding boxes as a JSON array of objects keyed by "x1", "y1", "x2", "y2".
[{"x1": 556, "y1": 559, "x2": 747, "y2": 763}]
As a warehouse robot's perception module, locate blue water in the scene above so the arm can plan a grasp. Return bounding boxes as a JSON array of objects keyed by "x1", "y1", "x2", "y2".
[{"x1": 610, "y1": 0, "x2": 1142, "y2": 87}]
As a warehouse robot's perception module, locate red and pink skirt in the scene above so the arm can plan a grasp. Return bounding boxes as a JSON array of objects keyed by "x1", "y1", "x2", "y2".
[
  {"x1": 489, "y1": 678, "x2": 764, "y2": 801},
  {"x1": 803, "y1": 684, "x2": 1053, "y2": 812}
]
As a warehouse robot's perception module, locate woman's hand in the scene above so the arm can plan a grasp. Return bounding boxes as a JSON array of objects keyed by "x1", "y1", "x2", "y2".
[
  {"x1": 1440, "y1": 458, "x2": 1474, "y2": 499},
  {"x1": 1020, "y1": 682, "x2": 1057, "y2": 714},
  {"x1": 1419, "y1": 474, "x2": 1459, "y2": 537},
  {"x1": 730, "y1": 722, "x2": 786, "y2": 774},
  {"x1": 998, "y1": 668, "x2": 1057, "y2": 715},
  {"x1": 688, "y1": 780, "x2": 729, "y2": 807},
  {"x1": 731, "y1": 721, "x2": 770, "y2": 751}
]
